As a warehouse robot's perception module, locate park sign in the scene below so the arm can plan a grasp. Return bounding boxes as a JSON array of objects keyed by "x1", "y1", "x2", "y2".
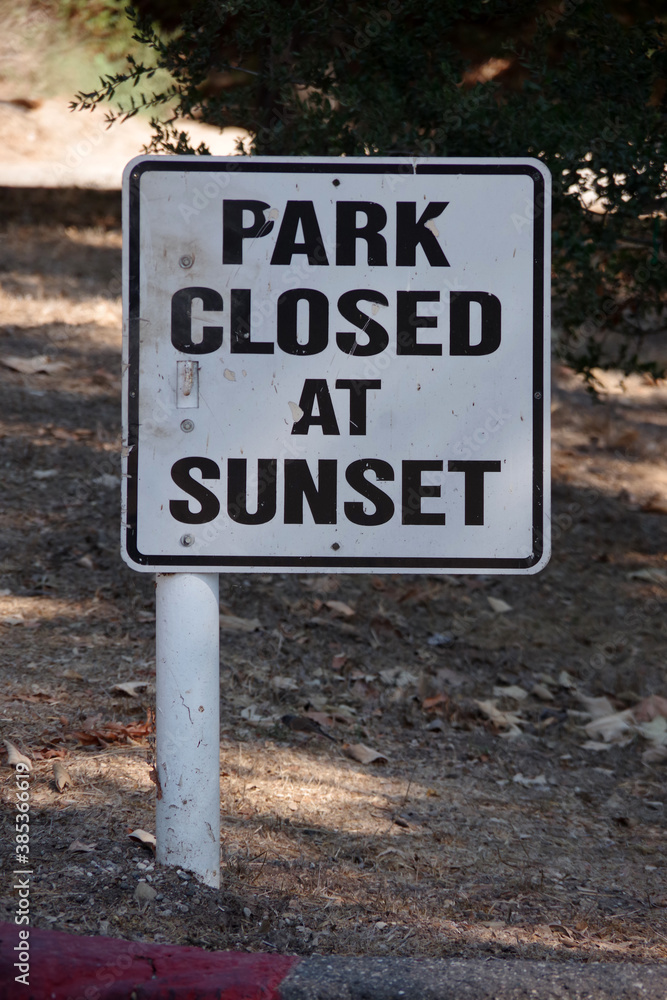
[
  {"x1": 121, "y1": 156, "x2": 551, "y2": 574},
  {"x1": 122, "y1": 155, "x2": 551, "y2": 890}
]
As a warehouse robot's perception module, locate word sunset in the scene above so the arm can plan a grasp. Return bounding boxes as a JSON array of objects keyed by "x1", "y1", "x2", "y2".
[{"x1": 122, "y1": 156, "x2": 551, "y2": 573}]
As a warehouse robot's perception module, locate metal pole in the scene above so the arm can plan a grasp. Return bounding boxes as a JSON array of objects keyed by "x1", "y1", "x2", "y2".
[{"x1": 155, "y1": 572, "x2": 220, "y2": 888}]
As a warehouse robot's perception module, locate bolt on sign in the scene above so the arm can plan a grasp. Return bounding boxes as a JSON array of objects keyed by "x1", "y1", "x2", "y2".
[{"x1": 122, "y1": 156, "x2": 551, "y2": 574}]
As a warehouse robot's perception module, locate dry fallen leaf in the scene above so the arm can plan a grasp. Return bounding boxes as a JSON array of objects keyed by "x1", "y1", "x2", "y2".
[
  {"x1": 493, "y1": 684, "x2": 528, "y2": 701},
  {"x1": 379, "y1": 668, "x2": 418, "y2": 687},
  {"x1": 575, "y1": 693, "x2": 617, "y2": 720},
  {"x1": 240, "y1": 704, "x2": 269, "y2": 723},
  {"x1": 422, "y1": 693, "x2": 450, "y2": 714},
  {"x1": 61, "y1": 669, "x2": 84, "y2": 681},
  {"x1": 636, "y1": 716, "x2": 667, "y2": 747},
  {"x1": 549, "y1": 923, "x2": 575, "y2": 939},
  {"x1": 536, "y1": 673, "x2": 556, "y2": 687},
  {"x1": 35, "y1": 747, "x2": 67, "y2": 761},
  {"x1": 4, "y1": 740, "x2": 33, "y2": 770},
  {"x1": 53, "y1": 760, "x2": 72, "y2": 792},
  {"x1": 329, "y1": 704, "x2": 357, "y2": 721},
  {"x1": 343, "y1": 743, "x2": 388, "y2": 764},
  {"x1": 305, "y1": 711, "x2": 339, "y2": 730},
  {"x1": 328, "y1": 708, "x2": 356, "y2": 725},
  {"x1": 219, "y1": 614, "x2": 262, "y2": 632},
  {"x1": 633, "y1": 694, "x2": 667, "y2": 723},
  {"x1": 584, "y1": 709, "x2": 635, "y2": 743},
  {"x1": 475, "y1": 699, "x2": 523, "y2": 734},
  {"x1": 68, "y1": 840, "x2": 96, "y2": 853},
  {"x1": 396, "y1": 669, "x2": 418, "y2": 687},
  {"x1": 513, "y1": 772, "x2": 548, "y2": 787},
  {"x1": 487, "y1": 596, "x2": 512, "y2": 614},
  {"x1": 270, "y1": 676, "x2": 299, "y2": 692},
  {"x1": 128, "y1": 829, "x2": 157, "y2": 850},
  {"x1": 324, "y1": 600, "x2": 355, "y2": 618},
  {"x1": 70, "y1": 712, "x2": 154, "y2": 746},
  {"x1": 112, "y1": 681, "x2": 149, "y2": 698},
  {"x1": 16, "y1": 688, "x2": 57, "y2": 704}
]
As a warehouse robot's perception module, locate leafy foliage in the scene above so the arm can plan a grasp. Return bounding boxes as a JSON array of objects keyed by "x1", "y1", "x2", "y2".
[{"x1": 71, "y1": 0, "x2": 667, "y2": 383}]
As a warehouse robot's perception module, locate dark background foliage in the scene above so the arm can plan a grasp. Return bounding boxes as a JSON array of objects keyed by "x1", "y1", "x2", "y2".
[{"x1": 72, "y1": 0, "x2": 667, "y2": 384}]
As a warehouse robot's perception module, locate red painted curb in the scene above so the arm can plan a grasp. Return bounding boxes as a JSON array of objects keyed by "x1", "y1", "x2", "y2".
[{"x1": 0, "y1": 922, "x2": 301, "y2": 1000}]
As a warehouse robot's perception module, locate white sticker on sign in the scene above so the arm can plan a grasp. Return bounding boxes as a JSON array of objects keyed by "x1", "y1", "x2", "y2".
[{"x1": 122, "y1": 156, "x2": 550, "y2": 574}]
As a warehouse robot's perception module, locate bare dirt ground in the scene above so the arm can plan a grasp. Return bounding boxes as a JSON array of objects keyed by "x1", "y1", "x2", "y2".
[
  {"x1": 0, "y1": 191, "x2": 666, "y2": 967},
  {"x1": 0, "y1": 11, "x2": 666, "y2": 965}
]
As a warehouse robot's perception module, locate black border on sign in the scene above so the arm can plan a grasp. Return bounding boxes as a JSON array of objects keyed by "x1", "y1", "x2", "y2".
[{"x1": 124, "y1": 159, "x2": 547, "y2": 572}]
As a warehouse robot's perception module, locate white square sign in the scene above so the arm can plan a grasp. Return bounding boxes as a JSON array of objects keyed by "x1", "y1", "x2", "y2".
[{"x1": 122, "y1": 156, "x2": 550, "y2": 573}]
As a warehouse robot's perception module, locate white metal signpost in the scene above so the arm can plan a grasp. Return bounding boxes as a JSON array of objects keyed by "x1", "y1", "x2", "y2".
[{"x1": 122, "y1": 156, "x2": 551, "y2": 885}]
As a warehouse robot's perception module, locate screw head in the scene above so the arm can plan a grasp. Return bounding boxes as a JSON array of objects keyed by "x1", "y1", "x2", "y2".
[
  {"x1": 180, "y1": 418, "x2": 195, "y2": 432},
  {"x1": 179, "y1": 254, "x2": 194, "y2": 268},
  {"x1": 180, "y1": 534, "x2": 195, "y2": 547}
]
